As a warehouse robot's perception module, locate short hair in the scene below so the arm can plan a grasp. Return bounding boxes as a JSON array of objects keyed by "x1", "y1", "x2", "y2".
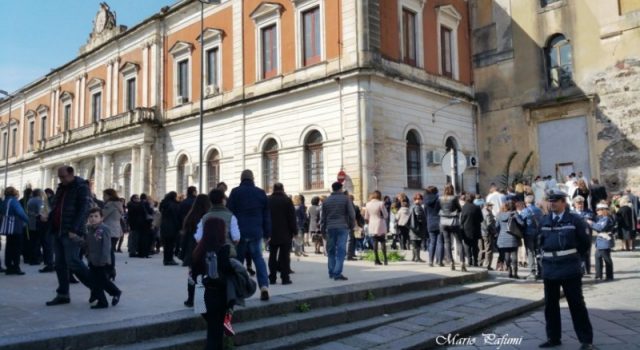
[
  {"x1": 370, "y1": 190, "x2": 382, "y2": 200},
  {"x1": 331, "y1": 182, "x2": 343, "y2": 191},
  {"x1": 45, "y1": 188, "x2": 54, "y2": 196},
  {"x1": 4, "y1": 187, "x2": 18, "y2": 197},
  {"x1": 311, "y1": 196, "x2": 320, "y2": 206},
  {"x1": 273, "y1": 182, "x2": 284, "y2": 193},
  {"x1": 524, "y1": 195, "x2": 535, "y2": 204},
  {"x1": 425, "y1": 186, "x2": 438, "y2": 195},
  {"x1": 501, "y1": 200, "x2": 516, "y2": 212},
  {"x1": 413, "y1": 192, "x2": 423, "y2": 201},
  {"x1": 573, "y1": 195, "x2": 585, "y2": 203},
  {"x1": 88, "y1": 207, "x2": 103, "y2": 217},
  {"x1": 208, "y1": 189, "x2": 225, "y2": 205},
  {"x1": 187, "y1": 186, "x2": 198, "y2": 196},
  {"x1": 103, "y1": 188, "x2": 119, "y2": 201},
  {"x1": 140, "y1": 193, "x2": 148, "y2": 201},
  {"x1": 32, "y1": 189, "x2": 43, "y2": 197},
  {"x1": 464, "y1": 193, "x2": 474, "y2": 203}
]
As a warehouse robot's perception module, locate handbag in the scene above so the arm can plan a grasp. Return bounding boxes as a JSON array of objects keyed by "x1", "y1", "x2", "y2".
[
  {"x1": 507, "y1": 214, "x2": 523, "y2": 239},
  {"x1": 193, "y1": 277, "x2": 207, "y2": 314},
  {"x1": 0, "y1": 198, "x2": 19, "y2": 236}
]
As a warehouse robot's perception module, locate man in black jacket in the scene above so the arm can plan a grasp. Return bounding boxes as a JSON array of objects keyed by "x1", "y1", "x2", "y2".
[
  {"x1": 46, "y1": 166, "x2": 93, "y2": 306},
  {"x1": 589, "y1": 179, "x2": 607, "y2": 213},
  {"x1": 460, "y1": 194, "x2": 483, "y2": 267},
  {"x1": 267, "y1": 183, "x2": 296, "y2": 285}
]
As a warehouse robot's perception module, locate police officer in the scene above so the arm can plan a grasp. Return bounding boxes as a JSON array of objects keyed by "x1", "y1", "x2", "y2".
[{"x1": 538, "y1": 190, "x2": 593, "y2": 349}]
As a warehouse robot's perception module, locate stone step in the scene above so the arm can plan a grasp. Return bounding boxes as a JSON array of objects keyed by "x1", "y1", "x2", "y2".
[
  {"x1": 305, "y1": 281, "x2": 545, "y2": 350},
  {"x1": 107, "y1": 279, "x2": 503, "y2": 350},
  {"x1": 0, "y1": 270, "x2": 488, "y2": 350}
]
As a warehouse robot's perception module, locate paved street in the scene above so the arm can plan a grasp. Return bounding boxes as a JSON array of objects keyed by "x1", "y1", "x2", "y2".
[
  {"x1": 450, "y1": 251, "x2": 640, "y2": 350},
  {"x1": 0, "y1": 244, "x2": 478, "y2": 340}
]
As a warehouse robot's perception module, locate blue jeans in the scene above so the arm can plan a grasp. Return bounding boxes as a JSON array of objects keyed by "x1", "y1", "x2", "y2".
[
  {"x1": 326, "y1": 228, "x2": 349, "y2": 278},
  {"x1": 236, "y1": 238, "x2": 269, "y2": 289},
  {"x1": 53, "y1": 234, "x2": 92, "y2": 297},
  {"x1": 428, "y1": 230, "x2": 441, "y2": 264}
]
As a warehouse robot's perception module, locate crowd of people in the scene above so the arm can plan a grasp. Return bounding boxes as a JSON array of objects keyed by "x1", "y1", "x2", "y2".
[{"x1": 1, "y1": 166, "x2": 639, "y2": 349}]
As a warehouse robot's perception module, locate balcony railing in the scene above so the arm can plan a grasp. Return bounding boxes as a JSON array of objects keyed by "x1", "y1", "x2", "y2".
[{"x1": 37, "y1": 108, "x2": 158, "y2": 152}]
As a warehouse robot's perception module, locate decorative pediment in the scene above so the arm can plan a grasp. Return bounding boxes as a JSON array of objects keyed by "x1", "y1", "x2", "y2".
[
  {"x1": 119, "y1": 62, "x2": 140, "y2": 75},
  {"x1": 402, "y1": 0, "x2": 427, "y2": 10},
  {"x1": 59, "y1": 91, "x2": 74, "y2": 102},
  {"x1": 250, "y1": 2, "x2": 284, "y2": 22},
  {"x1": 196, "y1": 28, "x2": 225, "y2": 43},
  {"x1": 36, "y1": 104, "x2": 49, "y2": 114},
  {"x1": 437, "y1": 5, "x2": 462, "y2": 22},
  {"x1": 87, "y1": 77, "x2": 105, "y2": 90},
  {"x1": 25, "y1": 110, "x2": 37, "y2": 119},
  {"x1": 169, "y1": 41, "x2": 194, "y2": 56}
]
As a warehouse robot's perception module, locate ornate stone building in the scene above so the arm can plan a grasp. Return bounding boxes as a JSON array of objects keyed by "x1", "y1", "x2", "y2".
[
  {"x1": 470, "y1": 0, "x2": 640, "y2": 192},
  {"x1": 0, "y1": 0, "x2": 478, "y2": 202}
]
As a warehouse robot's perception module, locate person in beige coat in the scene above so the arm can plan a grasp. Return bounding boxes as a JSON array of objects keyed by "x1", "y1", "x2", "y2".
[{"x1": 365, "y1": 191, "x2": 389, "y2": 265}]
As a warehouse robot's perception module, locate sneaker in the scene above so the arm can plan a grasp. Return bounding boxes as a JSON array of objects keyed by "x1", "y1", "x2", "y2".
[
  {"x1": 223, "y1": 312, "x2": 235, "y2": 336},
  {"x1": 334, "y1": 275, "x2": 348, "y2": 281},
  {"x1": 46, "y1": 296, "x2": 70, "y2": 306},
  {"x1": 260, "y1": 287, "x2": 269, "y2": 301}
]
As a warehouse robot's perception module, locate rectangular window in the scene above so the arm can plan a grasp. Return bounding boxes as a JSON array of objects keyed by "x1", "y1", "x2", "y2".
[
  {"x1": 441, "y1": 26, "x2": 453, "y2": 78},
  {"x1": 64, "y1": 104, "x2": 71, "y2": 131},
  {"x1": 126, "y1": 78, "x2": 136, "y2": 110},
  {"x1": 206, "y1": 48, "x2": 219, "y2": 88},
  {"x1": 302, "y1": 7, "x2": 321, "y2": 66},
  {"x1": 403, "y1": 9, "x2": 417, "y2": 66},
  {"x1": 11, "y1": 128, "x2": 17, "y2": 156},
  {"x1": 40, "y1": 116, "x2": 47, "y2": 140},
  {"x1": 178, "y1": 59, "x2": 189, "y2": 100},
  {"x1": 305, "y1": 145, "x2": 324, "y2": 190},
  {"x1": 29, "y1": 120, "x2": 35, "y2": 147},
  {"x1": 91, "y1": 92, "x2": 102, "y2": 122},
  {"x1": 261, "y1": 24, "x2": 278, "y2": 79}
]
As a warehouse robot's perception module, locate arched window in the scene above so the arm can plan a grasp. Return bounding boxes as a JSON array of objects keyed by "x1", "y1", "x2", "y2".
[
  {"x1": 207, "y1": 149, "x2": 220, "y2": 192},
  {"x1": 406, "y1": 130, "x2": 422, "y2": 189},
  {"x1": 445, "y1": 136, "x2": 460, "y2": 192},
  {"x1": 304, "y1": 131, "x2": 324, "y2": 190},
  {"x1": 123, "y1": 164, "x2": 132, "y2": 199},
  {"x1": 177, "y1": 155, "x2": 189, "y2": 195},
  {"x1": 262, "y1": 139, "x2": 279, "y2": 191},
  {"x1": 546, "y1": 34, "x2": 573, "y2": 89}
]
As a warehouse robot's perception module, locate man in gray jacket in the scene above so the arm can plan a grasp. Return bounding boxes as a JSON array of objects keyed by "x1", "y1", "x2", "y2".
[{"x1": 320, "y1": 182, "x2": 355, "y2": 281}]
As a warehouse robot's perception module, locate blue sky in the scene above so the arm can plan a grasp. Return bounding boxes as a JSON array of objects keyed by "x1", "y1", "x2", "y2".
[{"x1": 0, "y1": 1, "x2": 175, "y2": 94}]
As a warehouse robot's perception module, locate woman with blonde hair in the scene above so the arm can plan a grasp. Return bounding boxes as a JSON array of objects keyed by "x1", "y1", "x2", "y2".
[{"x1": 365, "y1": 190, "x2": 389, "y2": 265}]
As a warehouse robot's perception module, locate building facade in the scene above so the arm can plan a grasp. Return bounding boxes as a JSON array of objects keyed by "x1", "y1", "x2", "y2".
[
  {"x1": 0, "y1": 0, "x2": 478, "y2": 202},
  {"x1": 471, "y1": 0, "x2": 640, "y2": 192}
]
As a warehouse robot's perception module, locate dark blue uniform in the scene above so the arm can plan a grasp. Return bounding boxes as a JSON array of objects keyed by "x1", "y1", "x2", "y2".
[
  {"x1": 572, "y1": 209, "x2": 595, "y2": 274},
  {"x1": 539, "y1": 209, "x2": 593, "y2": 346}
]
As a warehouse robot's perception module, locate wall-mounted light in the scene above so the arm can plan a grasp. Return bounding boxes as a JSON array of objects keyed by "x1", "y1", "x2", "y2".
[{"x1": 432, "y1": 98, "x2": 462, "y2": 123}]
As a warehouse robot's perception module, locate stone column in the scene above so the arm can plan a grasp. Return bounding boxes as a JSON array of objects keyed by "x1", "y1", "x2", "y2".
[
  {"x1": 74, "y1": 77, "x2": 81, "y2": 128},
  {"x1": 131, "y1": 145, "x2": 140, "y2": 195},
  {"x1": 42, "y1": 167, "x2": 51, "y2": 189},
  {"x1": 142, "y1": 44, "x2": 149, "y2": 108},
  {"x1": 80, "y1": 74, "x2": 87, "y2": 126},
  {"x1": 102, "y1": 153, "x2": 113, "y2": 190},
  {"x1": 140, "y1": 143, "x2": 151, "y2": 195},
  {"x1": 106, "y1": 62, "x2": 112, "y2": 117},
  {"x1": 94, "y1": 154, "x2": 102, "y2": 195},
  {"x1": 112, "y1": 58, "x2": 120, "y2": 115}
]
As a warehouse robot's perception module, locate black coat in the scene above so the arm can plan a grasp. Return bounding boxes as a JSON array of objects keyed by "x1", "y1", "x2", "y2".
[
  {"x1": 160, "y1": 199, "x2": 181, "y2": 238},
  {"x1": 127, "y1": 201, "x2": 153, "y2": 232},
  {"x1": 179, "y1": 195, "x2": 196, "y2": 227},
  {"x1": 590, "y1": 184, "x2": 607, "y2": 210},
  {"x1": 268, "y1": 192, "x2": 297, "y2": 245},
  {"x1": 48, "y1": 176, "x2": 91, "y2": 236},
  {"x1": 460, "y1": 203, "x2": 483, "y2": 240}
]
